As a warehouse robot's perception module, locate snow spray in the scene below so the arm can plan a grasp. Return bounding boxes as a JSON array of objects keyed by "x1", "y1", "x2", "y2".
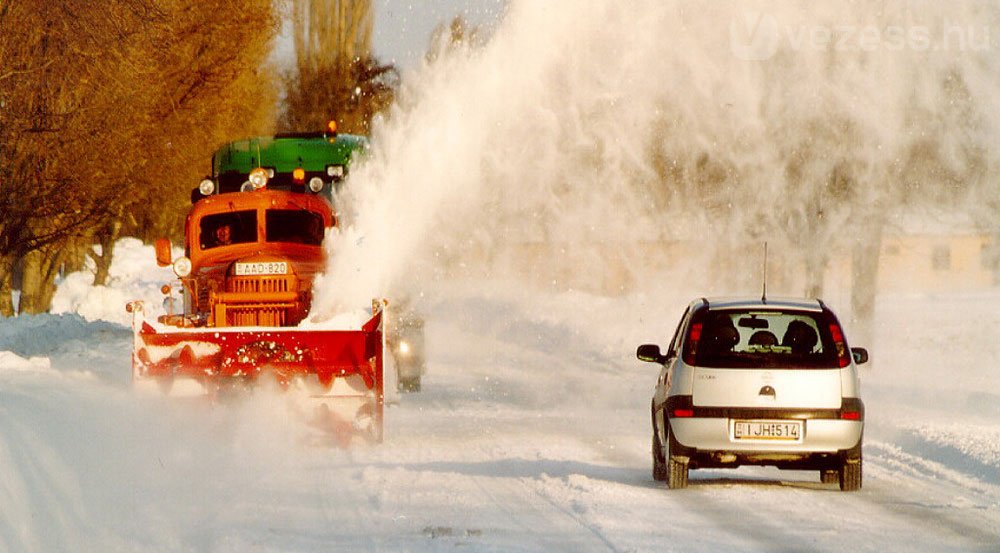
[{"x1": 312, "y1": 0, "x2": 1000, "y2": 319}]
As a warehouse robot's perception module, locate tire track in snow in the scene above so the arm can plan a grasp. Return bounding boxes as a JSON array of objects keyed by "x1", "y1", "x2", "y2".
[
  {"x1": 467, "y1": 468, "x2": 628, "y2": 553},
  {"x1": 861, "y1": 440, "x2": 1000, "y2": 551}
]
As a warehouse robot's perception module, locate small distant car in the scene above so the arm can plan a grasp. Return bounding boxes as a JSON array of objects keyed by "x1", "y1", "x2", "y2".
[{"x1": 637, "y1": 297, "x2": 869, "y2": 491}]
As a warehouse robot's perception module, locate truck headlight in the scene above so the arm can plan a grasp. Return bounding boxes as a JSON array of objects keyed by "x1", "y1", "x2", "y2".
[
  {"x1": 198, "y1": 179, "x2": 215, "y2": 196},
  {"x1": 308, "y1": 177, "x2": 324, "y2": 193},
  {"x1": 397, "y1": 340, "x2": 411, "y2": 356},
  {"x1": 172, "y1": 256, "x2": 192, "y2": 277},
  {"x1": 248, "y1": 167, "x2": 269, "y2": 189}
]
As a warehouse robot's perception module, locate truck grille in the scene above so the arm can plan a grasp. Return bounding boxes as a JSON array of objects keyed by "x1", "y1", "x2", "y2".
[
  {"x1": 229, "y1": 308, "x2": 288, "y2": 327},
  {"x1": 227, "y1": 276, "x2": 293, "y2": 294}
]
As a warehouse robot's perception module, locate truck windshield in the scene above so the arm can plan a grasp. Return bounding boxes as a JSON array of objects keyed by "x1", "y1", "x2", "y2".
[
  {"x1": 200, "y1": 211, "x2": 257, "y2": 250},
  {"x1": 265, "y1": 210, "x2": 325, "y2": 246}
]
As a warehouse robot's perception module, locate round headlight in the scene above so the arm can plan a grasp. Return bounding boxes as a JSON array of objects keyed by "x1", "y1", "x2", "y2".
[
  {"x1": 172, "y1": 256, "x2": 192, "y2": 278},
  {"x1": 308, "y1": 177, "x2": 324, "y2": 193},
  {"x1": 198, "y1": 179, "x2": 215, "y2": 196},
  {"x1": 248, "y1": 167, "x2": 268, "y2": 189}
]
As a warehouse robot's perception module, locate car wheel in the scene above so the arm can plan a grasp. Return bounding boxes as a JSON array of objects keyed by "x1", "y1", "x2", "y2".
[
  {"x1": 666, "y1": 424, "x2": 689, "y2": 490},
  {"x1": 652, "y1": 421, "x2": 667, "y2": 482},
  {"x1": 820, "y1": 469, "x2": 838, "y2": 484},
  {"x1": 839, "y1": 454, "x2": 862, "y2": 491}
]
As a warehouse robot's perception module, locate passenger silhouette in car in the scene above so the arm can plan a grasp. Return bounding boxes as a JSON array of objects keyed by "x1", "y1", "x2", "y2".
[
  {"x1": 782, "y1": 320, "x2": 818, "y2": 354},
  {"x1": 703, "y1": 314, "x2": 740, "y2": 352}
]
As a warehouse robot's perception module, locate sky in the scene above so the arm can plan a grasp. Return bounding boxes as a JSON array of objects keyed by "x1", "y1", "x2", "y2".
[
  {"x1": 272, "y1": 1, "x2": 508, "y2": 72},
  {"x1": 372, "y1": 0, "x2": 508, "y2": 70}
]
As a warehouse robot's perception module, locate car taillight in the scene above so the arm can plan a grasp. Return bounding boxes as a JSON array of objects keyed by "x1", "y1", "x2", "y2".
[
  {"x1": 841, "y1": 397, "x2": 865, "y2": 421},
  {"x1": 666, "y1": 395, "x2": 695, "y2": 419},
  {"x1": 682, "y1": 322, "x2": 702, "y2": 364},
  {"x1": 829, "y1": 323, "x2": 850, "y2": 368}
]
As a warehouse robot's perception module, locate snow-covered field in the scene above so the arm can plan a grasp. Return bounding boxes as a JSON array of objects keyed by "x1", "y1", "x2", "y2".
[{"x1": 2, "y1": 248, "x2": 999, "y2": 552}]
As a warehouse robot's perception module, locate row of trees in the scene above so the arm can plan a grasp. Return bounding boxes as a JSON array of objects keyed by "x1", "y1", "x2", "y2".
[
  {"x1": 0, "y1": 0, "x2": 399, "y2": 316},
  {"x1": 0, "y1": 0, "x2": 279, "y2": 315}
]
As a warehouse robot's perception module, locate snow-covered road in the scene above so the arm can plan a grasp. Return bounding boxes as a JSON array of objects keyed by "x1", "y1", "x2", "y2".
[{"x1": 2, "y1": 285, "x2": 998, "y2": 552}]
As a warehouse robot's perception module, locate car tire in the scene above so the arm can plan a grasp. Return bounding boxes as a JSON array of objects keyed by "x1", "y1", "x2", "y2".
[
  {"x1": 666, "y1": 424, "x2": 689, "y2": 490},
  {"x1": 820, "y1": 469, "x2": 838, "y2": 484},
  {"x1": 839, "y1": 454, "x2": 862, "y2": 491},
  {"x1": 652, "y1": 421, "x2": 667, "y2": 482}
]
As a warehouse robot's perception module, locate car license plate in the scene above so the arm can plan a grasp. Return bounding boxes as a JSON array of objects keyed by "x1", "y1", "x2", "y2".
[
  {"x1": 234, "y1": 262, "x2": 288, "y2": 276},
  {"x1": 733, "y1": 420, "x2": 802, "y2": 441}
]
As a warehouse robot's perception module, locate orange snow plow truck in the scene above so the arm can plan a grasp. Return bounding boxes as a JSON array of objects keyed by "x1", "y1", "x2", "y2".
[{"x1": 126, "y1": 164, "x2": 385, "y2": 442}]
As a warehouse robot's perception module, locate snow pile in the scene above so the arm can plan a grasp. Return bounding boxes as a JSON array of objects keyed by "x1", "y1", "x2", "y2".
[
  {"x1": 0, "y1": 350, "x2": 51, "y2": 372},
  {"x1": 50, "y1": 238, "x2": 176, "y2": 325}
]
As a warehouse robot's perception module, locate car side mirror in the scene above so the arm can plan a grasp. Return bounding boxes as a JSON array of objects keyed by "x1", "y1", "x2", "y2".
[
  {"x1": 154, "y1": 238, "x2": 173, "y2": 267},
  {"x1": 851, "y1": 347, "x2": 869, "y2": 365},
  {"x1": 637, "y1": 344, "x2": 665, "y2": 364}
]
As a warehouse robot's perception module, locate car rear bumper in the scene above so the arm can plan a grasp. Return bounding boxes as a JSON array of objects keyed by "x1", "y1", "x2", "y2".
[{"x1": 669, "y1": 416, "x2": 863, "y2": 469}]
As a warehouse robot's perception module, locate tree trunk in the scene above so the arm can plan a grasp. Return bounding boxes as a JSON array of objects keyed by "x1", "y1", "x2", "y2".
[
  {"x1": 17, "y1": 245, "x2": 64, "y2": 314},
  {"x1": 89, "y1": 219, "x2": 122, "y2": 286},
  {"x1": 803, "y1": 246, "x2": 827, "y2": 299},
  {"x1": 62, "y1": 237, "x2": 90, "y2": 275},
  {"x1": 0, "y1": 254, "x2": 15, "y2": 317},
  {"x1": 18, "y1": 250, "x2": 45, "y2": 314},
  {"x1": 850, "y1": 221, "x2": 884, "y2": 346}
]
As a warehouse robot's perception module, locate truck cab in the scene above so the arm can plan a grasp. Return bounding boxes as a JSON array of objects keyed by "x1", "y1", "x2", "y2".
[{"x1": 158, "y1": 168, "x2": 335, "y2": 328}]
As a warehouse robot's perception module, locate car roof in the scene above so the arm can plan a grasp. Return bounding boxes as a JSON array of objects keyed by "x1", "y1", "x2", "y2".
[{"x1": 694, "y1": 296, "x2": 824, "y2": 312}]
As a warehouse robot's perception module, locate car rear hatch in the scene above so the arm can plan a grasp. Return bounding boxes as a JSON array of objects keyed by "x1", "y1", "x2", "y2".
[
  {"x1": 692, "y1": 367, "x2": 842, "y2": 409},
  {"x1": 685, "y1": 305, "x2": 844, "y2": 410}
]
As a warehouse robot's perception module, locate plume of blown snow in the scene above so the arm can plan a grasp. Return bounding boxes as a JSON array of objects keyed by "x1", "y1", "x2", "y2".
[{"x1": 312, "y1": 0, "x2": 1000, "y2": 319}]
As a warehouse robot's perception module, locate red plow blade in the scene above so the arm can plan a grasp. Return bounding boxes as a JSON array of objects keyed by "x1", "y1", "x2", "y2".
[{"x1": 127, "y1": 301, "x2": 385, "y2": 443}]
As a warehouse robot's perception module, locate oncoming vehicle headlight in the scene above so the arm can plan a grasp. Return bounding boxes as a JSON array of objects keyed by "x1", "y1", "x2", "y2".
[
  {"x1": 308, "y1": 177, "x2": 324, "y2": 193},
  {"x1": 172, "y1": 256, "x2": 192, "y2": 278},
  {"x1": 397, "y1": 340, "x2": 411, "y2": 356},
  {"x1": 199, "y1": 179, "x2": 215, "y2": 196}
]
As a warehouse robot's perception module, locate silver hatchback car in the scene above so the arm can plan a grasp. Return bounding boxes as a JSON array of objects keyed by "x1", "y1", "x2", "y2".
[{"x1": 637, "y1": 297, "x2": 869, "y2": 491}]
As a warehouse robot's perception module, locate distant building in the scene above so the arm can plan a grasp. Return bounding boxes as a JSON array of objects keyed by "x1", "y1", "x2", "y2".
[{"x1": 879, "y1": 230, "x2": 998, "y2": 293}]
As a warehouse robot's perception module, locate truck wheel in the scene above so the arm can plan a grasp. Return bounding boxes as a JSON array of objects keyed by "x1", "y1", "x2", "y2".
[{"x1": 820, "y1": 469, "x2": 838, "y2": 484}]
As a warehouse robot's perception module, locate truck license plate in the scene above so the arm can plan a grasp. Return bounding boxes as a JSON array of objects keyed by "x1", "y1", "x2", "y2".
[
  {"x1": 733, "y1": 420, "x2": 802, "y2": 441},
  {"x1": 234, "y1": 262, "x2": 288, "y2": 276}
]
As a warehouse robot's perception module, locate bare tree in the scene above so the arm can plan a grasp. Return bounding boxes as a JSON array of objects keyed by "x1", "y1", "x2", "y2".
[
  {"x1": 0, "y1": 0, "x2": 279, "y2": 314},
  {"x1": 280, "y1": 0, "x2": 396, "y2": 134}
]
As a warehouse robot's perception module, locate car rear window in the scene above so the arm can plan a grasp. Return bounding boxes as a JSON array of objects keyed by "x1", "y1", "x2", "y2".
[{"x1": 684, "y1": 308, "x2": 840, "y2": 369}]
